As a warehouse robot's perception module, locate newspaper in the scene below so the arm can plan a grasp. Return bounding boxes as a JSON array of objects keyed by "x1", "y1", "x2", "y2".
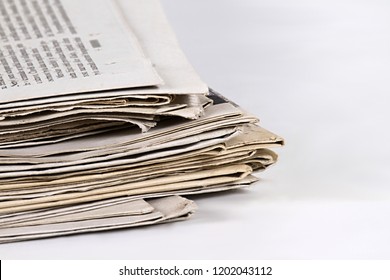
[
  {"x1": 0, "y1": 92, "x2": 282, "y2": 220},
  {"x1": 0, "y1": 103, "x2": 281, "y2": 176},
  {"x1": 0, "y1": 94, "x2": 212, "y2": 147},
  {"x1": 0, "y1": 0, "x2": 162, "y2": 104},
  {"x1": 0, "y1": 196, "x2": 197, "y2": 244},
  {"x1": 0, "y1": 0, "x2": 284, "y2": 244},
  {"x1": 0, "y1": 125, "x2": 281, "y2": 214},
  {"x1": 0, "y1": 0, "x2": 210, "y2": 150},
  {"x1": 0, "y1": 0, "x2": 208, "y2": 110}
]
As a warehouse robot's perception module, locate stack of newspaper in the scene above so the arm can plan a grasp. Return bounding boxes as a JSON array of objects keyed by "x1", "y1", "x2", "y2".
[{"x1": 0, "y1": 0, "x2": 283, "y2": 243}]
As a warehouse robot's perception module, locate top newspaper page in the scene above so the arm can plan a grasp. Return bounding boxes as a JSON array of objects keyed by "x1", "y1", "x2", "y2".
[
  {"x1": 0, "y1": 0, "x2": 208, "y2": 109},
  {"x1": 0, "y1": 0, "x2": 163, "y2": 104}
]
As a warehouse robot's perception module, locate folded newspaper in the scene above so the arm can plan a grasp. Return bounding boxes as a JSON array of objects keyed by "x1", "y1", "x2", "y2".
[{"x1": 0, "y1": 0, "x2": 283, "y2": 243}]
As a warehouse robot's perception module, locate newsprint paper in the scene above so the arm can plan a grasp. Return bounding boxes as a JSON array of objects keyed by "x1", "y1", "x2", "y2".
[
  {"x1": 0, "y1": 0, "x2": 283, "y2": 243},
  {"x1": 0, "y1": 0, "x2": 163, "y2": 103}
]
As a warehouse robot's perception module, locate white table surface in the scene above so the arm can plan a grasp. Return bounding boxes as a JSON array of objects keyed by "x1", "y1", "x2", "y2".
[{"x1": 2, "y1": 0, "x2": 390, "y2": 259}]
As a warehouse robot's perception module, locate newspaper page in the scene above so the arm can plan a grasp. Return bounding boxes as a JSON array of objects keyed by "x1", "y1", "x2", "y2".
[
  {"x1": 0, "y1": 0, "x2": 209, "y2": 110},
  {"x1": 0, "y1": 0, "x2": 162, "y2": 104}
]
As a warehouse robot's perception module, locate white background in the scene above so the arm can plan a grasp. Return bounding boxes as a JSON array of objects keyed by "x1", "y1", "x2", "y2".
[{"x1": 1, "y1": 0, "x2": 390, "y2": 259}]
